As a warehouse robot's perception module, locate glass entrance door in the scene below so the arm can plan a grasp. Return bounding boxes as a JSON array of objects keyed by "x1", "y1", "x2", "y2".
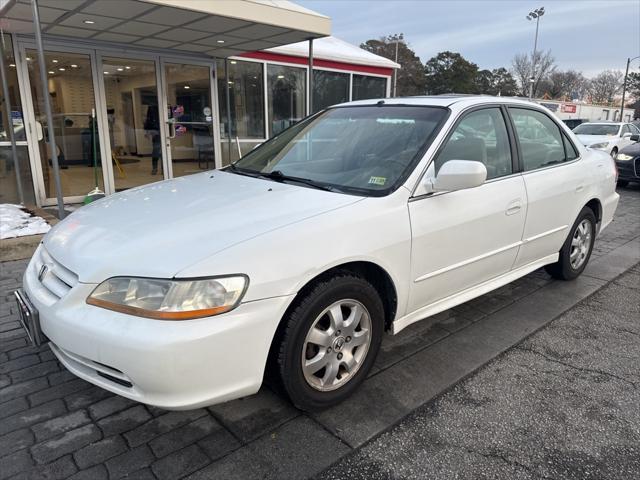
[
  {"x1": 162, "y1": 62, "x2": 218, "y2": 177},
  {"x1": 23, "y1": 48, "x2": 106, "y2": 202},
  {"x1": 100, "y1": 56, "x2": 163, "y2": 191}
]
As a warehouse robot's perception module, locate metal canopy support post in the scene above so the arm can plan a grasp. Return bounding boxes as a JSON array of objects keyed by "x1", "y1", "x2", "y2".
[
  {"x1": 31, "y1": 0, "x2": 65, "y2": 218},
  {"x1": 0, "y1": 32, "x2": 24, "y2": 204},
  {"x1": 308, "y1": 38, "x2": 314, "y2": 114},
  {"x1": 224, "y1": 58, "x2": 232, "y2": 165}
]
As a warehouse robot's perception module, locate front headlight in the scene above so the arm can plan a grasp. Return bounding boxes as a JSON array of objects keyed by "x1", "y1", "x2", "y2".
[
  {"x1": 87, "y1": 276, "x2": 248, "y2": 320},
  {"x1": 616, "y1": 153, "x2": 633, "y2": 161},
  {"x1": 589, "y1": 142, "x2": 609, "y2": 149}
]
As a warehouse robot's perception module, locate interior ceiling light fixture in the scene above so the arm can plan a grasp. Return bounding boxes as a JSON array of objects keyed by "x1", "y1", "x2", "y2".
[
  {"x1": 71, "y1": 64, "x2": 78, "y2": 68},
  {"x1": 58, "y1": 67, "x2": 65, "y2": 71},
  {"x1": 230, "y1": 60, "x2": 237, "y2": 64},
  {"x1": 117, "y1": 68, "x2": 124, "y2": 71},
  {"x1": 9, "y1": 63, "x2": 16, "y2": 67},
  {"x1": 104, "y1": 71, "x2": 109, "y2": 74},
  {"x1": 48, "y1": 70, "x2": 54, "y2": 74},
  {"x1": 83, "y1": 19, "x2": 95, "y2": 24},
  {"x1": 125, "y1": 66, "x2": 131, "y2": 69},
  {"x1": 217, "y1": 40, "x2": 225, "y2": 44},
  {"x1": 184, "y1": 85, "x2": 190, "y2": 89},
  {"x1": 52, "y1": 59, "x2": 58, "y2": 63}
]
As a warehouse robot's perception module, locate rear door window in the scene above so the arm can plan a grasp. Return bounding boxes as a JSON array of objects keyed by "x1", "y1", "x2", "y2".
[{"x1": 509, "y1": 108, "x2": 567, "y2": 171}]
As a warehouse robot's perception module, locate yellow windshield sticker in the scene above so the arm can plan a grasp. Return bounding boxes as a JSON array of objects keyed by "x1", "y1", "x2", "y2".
[{"x1": 368, "y1": 176, "x2": 387, "y2": 186}]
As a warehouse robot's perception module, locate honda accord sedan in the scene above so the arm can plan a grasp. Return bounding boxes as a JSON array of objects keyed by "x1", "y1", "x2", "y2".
[{"x1": 16, "y1": 96, "x2": 619, "y2": 411}]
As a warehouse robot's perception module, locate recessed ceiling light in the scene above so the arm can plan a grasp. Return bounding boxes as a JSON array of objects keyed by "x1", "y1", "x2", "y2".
[
  {"x1": 71, "y1": 64, "x2": 78, "y2": 68},
  {"x1": 26, "y1": 57, "x2": 32, "y2": 61},
  {"x1": 217, "y1": 40, "x2": 225, "y2": 44},
  {"x1": 83, "y1": 19, "x2": 95, "y2": 24},
  {"x1": 9, "y1": 64, "x2": 16, "y2": 67},
  {"x1": 228, "y1": 81, "x2": 233, "y2": 85},
  {"x1": 48, "y1": 70, "x2": 54, "y2": 74},
  {"x1": 125, "y1": 66, "x2": 131, "y2": 70},
  {"x1": 230, "y1": 60, "x2": 237, "y2": 64},
  {"x1": 104, "y1": 71, "x2": 109, "y2": 74},
  {"x1": 117, "y1": 68, "x2": 123, "y2": 71},
  {"x1": 277, "y1": 75, "x2": 285, "y2": 79},
  {"x1": 52, "y1": 59, "x2": 58, "y2": 63},
  {"x1": 184, "y1": 85, "x2": 190, "y2": 89},
  {"x1": 58, "y1": 67, "x2": 65, "y2": 71}
]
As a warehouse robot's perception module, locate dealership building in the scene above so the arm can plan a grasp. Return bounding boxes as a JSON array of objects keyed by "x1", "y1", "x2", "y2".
[{"x1": 0, "y1": 0, "x2": 398, "y2": 208}]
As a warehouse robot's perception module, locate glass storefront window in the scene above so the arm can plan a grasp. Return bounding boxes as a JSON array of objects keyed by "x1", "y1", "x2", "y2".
[
  {"x1": 267, "y1": 64, "x2": 306, "y2": 136},
  {"x1": 352, "y1": 75, "x2": 387, "y2": 101},
  {"x1": 0, "y1": 35, "x2": 26, "y2": 142},
  {"x1": 26, "y1": 49, "x2": 105, "y2": 199},
  {"x1": 0, "y1": 146, "x2": 36, "y2": 204},
  {"x1": 102, "y1": 57, "x2": 162, "y2": 191},
  {"x1": 217, "y1": 60, "x2": 265, "y2": 140},
  {"x1": 312, "y1": 69, "x2": 349, "y2": 113}
]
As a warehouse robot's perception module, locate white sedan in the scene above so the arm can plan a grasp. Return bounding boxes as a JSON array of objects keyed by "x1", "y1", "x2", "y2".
[
  {"x1": 17, "y1": 96, "x2": 619, "y2": 411},
  {"x1": 574, "y1": 121, "x2": 640, "y2": 156}
]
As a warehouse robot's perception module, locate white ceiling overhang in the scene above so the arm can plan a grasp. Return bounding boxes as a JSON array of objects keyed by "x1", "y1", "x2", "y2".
[{"x1": 0, "y1": 0, "x2": 331, "y2": 58}]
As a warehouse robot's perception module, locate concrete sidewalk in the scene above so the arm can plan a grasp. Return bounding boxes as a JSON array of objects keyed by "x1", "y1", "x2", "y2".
[{"x1": 319, "y1": 264, "x2": 640, "y2": 480}]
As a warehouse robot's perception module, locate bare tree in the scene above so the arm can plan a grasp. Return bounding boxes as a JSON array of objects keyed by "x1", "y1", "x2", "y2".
[
  {"x1": 511, "y1": 50, "x2": 556, "y2": 97},
  {"x1": 587, "y1": 70, "x2": 623, "y2": 105},
  {"x1": 547, "y1": 70, "x2": 587, "y2": 100}
]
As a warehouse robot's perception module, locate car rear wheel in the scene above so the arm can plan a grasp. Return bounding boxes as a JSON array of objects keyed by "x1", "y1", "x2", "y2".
[
  {"x1": 276, "y1": 274, "x2": 384, "y2": 411},
  {"x1": 544, "y1": 207, "x2": 596, "y2": 280}
]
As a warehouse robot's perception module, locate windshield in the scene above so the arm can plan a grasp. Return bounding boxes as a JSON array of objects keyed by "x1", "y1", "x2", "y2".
[
  {"x1": 573, "y1": 124, "x2": 619, "y2": 136},
  {"x1": 231, "y1": 105, "x2": 448, "y2": 195}
]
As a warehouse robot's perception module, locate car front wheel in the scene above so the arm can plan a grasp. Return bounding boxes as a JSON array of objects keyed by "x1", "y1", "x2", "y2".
[
  {"x1": 276, "y1": 274, "x2": 384, "y2": 411},
  {"x1": 545, "y1": 206, "x2": 596, "y2": 280}
]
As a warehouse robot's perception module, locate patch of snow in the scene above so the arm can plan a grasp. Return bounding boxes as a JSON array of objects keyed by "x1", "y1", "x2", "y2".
[{"x1": 0, "y1": 204, "x2": 51, "y2": 240}]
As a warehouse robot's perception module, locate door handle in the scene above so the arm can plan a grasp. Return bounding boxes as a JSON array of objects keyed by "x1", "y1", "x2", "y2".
[{"x1": 505, "y1": 200, "x2": 522, "y2": 216}]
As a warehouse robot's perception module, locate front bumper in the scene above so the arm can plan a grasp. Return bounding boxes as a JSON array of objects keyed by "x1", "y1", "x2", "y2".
[
  {"x1": 615, "y1": 158, "x2": 639, "y2": 181},
  {"x1": 23, "y1": 257, "x2": 293, "y2": 409}
]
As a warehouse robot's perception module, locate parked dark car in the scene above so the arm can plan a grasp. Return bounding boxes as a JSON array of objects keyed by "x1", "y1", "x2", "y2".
[
  {"x1": 615, "y1": 135, "x2": 640, "y2": 187},
  {"x1": 562, "y1": 118, "x2": 587, "y2": 130}
]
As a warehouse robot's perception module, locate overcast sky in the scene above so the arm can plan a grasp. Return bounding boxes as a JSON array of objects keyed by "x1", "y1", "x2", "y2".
[{"x1": 298, "y1": 0, "x2": 640, "y2": 78}]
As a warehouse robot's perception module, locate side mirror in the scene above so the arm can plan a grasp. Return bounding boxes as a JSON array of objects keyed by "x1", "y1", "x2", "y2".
[
  {"x1": 430, "y1": 160, "x2": 487, "y2": 192},
  {"x1": 630, "y1": 134, "x2": 639, "y2": 142}
]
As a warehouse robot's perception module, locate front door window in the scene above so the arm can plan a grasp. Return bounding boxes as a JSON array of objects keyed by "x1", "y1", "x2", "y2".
[
  {"x1": 102, "y1": 57, "x2": 162, "y2": 190},
  {"x1": 25, "y1": 50, "x2": 104, "y2": 198}
]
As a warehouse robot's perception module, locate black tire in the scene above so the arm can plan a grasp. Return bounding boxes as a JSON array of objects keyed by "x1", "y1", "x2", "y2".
[
  {"x1": 276, "y1": 274, "x2": 384, "y2": 411},
  {"x1": 544, "y1": 207, "x2": 596, "y2": 280},
  {"x1": 610, "y1": 148, "x2": 617, "y2": 157},
  {"x1": 617, "y1": 180, "x2": 629, "y2": 188}
]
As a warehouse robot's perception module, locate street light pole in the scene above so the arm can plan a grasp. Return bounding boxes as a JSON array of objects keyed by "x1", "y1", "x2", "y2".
[
  {"x1": 526, "y1": 7, "x2": 545, "y2": 99},
  {"x1": 390, "y1": 33, "x2": 403, "y2": 97},
  {"x1": 619, "y1": 56, "x2": 639, "y2": 122}
]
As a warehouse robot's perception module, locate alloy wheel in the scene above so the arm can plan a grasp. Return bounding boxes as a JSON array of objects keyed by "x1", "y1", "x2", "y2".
[
  {"x1": 569, "y1": 219, "x2": 592, "y2": 270},
  {"x1": 301, "y1": 299, "x2": 372, "y2": 392}
]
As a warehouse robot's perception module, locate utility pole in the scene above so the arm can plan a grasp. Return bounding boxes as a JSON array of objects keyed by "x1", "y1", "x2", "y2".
[
  {"x1": 619, "y1": 56, "x2": 639, "y2": 122},
  {"x1": 526, "y1": 7, "x2": 545, "y2": 100}
]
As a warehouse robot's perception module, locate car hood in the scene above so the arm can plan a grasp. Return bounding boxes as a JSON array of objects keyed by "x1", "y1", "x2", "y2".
[
  {"x1": 43, "y1": 171, "x2": 362, "y2": 283},
  {"x1": 576, "y1": 134, "x2": 614, "y2": 146},
  {"x1": 619, "y1": 141, "x2": 640, "y2": 156}
]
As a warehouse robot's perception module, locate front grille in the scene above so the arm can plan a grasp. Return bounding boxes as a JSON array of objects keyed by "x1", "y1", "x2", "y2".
[{"x1": 32, "y1": 246, "x2": 78, "y2": 300}]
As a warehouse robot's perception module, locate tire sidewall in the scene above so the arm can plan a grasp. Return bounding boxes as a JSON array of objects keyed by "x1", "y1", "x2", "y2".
[{"x1": 280, "y1": 275, "x2": 384, "y2": 411}]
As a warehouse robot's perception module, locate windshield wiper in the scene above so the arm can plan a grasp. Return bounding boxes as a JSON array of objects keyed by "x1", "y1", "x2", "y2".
[{"x1": 258, "y1": 170, "x2": 338, "y2": 192}]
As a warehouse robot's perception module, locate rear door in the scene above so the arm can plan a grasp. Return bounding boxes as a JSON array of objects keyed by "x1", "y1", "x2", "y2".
[
  {"x1": 508, "y1": 107, "x2": 585, "y2": 269},
  {"x1": 407, "y1": 106, "x2": 526, "y2": 313}
]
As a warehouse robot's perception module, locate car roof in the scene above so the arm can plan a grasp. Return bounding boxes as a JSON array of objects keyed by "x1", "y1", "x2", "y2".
[{"x1": 334, "y1": 95, "x2": 542, "y2": 109}]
